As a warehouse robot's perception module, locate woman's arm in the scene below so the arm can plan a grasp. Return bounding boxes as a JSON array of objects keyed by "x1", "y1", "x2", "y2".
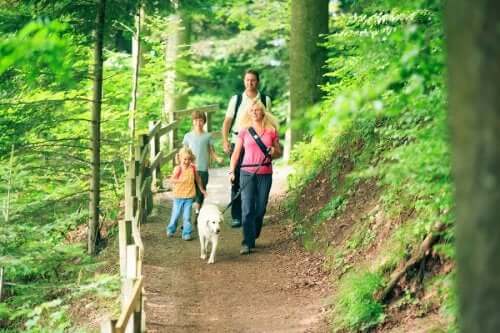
[
  {"x1": 269, "y1": 131, "x2": 282, "y2": 159},
  {"x1": 229, "y1": 138, "x2": 243, "y2": 181}
]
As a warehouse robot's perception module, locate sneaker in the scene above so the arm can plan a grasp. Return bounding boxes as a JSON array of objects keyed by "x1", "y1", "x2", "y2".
[
  {"x1": 182, "y1": 235, "x2": 193, "y2": 241},
  {"x1": 239, "y1": 245, "x2": 250, "y2": 255},
  {"x1": 231, "y1": 219, "x2": 242, "y2": 228},
  {"x1": 166, "y1": 232, "x2": 174, "y2": 238}
]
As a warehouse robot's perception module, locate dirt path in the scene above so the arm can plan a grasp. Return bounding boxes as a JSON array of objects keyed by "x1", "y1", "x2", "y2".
[{"x1": 142, "y1": 166, "x2": 330, "y2": 332}]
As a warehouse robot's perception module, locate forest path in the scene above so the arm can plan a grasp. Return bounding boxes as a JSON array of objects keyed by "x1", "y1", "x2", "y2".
[{"x1": 141, "y1": 166, "x2": 331, "y2": 332}]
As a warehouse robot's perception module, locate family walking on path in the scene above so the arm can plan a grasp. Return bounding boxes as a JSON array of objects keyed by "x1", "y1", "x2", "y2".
[{"x1": 167, "y1": 69, "x2": 281, "y2": 254}]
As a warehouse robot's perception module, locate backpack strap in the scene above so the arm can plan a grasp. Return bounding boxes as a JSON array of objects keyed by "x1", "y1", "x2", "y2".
[
  {"x1": 229, "y1": 94, "x2": 243, "y2": 135},
  {"x1": 229, "y1": 93, "x2": 268, "y2": 135},
  {"x1": 260, "y1": 93, "x2": 267, "y2": 108}
]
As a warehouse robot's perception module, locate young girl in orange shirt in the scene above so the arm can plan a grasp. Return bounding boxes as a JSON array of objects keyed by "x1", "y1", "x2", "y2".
[{"x1": 167, "y1": 147, "x2": 207, "y2": 241}]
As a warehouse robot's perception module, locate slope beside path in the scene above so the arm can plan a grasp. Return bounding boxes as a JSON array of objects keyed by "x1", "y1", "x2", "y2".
[{"x1": 142, "y1": 166, "x2": 331, "y2": 332}]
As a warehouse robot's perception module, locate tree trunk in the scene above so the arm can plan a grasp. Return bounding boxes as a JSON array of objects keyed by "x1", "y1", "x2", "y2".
[
  {"x1": 175, "y1": 9, "x2": 192, "y2": 111},
  {"x1": 446, "y1": 1, "x2": 500, "y2": 331},
  {"x1": 128, "y1": 6, "x2": 144, "y2": 159},
  {"x1": 88, "y1": 0, "x2": 106, "y2": 256},
  {"x1": 163, "y1": 13, "x2": 179, "y2": 154},
  {"x1": 289, "y1": 0, "x2": 329, "y2": 147}
]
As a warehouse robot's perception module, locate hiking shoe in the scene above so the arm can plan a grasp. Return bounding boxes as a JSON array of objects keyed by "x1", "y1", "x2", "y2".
[
  {"x1": 239, "y1": 245, "x2": 250, "y2": 255},
  {"x1": 231, "y1": 219, "x2": 242, "y2": 228}
]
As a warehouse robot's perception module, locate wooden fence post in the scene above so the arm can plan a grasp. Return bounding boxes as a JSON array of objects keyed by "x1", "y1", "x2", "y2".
[
  {"x1": 206, "y1": 111, "x2": 212, "y2": 133},
  {"x1": 0, "y1": 267, "x2": 4, "y2": 301},
  {"x1": 100, "y1": 319, "x2": 117, "y2": 333},
  {"x1": 123, "y1": 244, "x2": 138, "y2": 333},
  {"x1": 148, "y1": 121, "x2": 162, "y2": 190},
  {"x1": 119, "y1": 220, "x2": 133, "y2": 277}
]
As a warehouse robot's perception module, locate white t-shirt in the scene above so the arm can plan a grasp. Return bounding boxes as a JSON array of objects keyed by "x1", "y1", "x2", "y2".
[{"x1": 225, "y1": 92, "x2": 272, "y2": 141}]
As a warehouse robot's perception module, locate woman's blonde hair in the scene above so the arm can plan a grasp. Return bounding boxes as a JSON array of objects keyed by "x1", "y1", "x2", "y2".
[
  {"x1": 176, "y1": 147, "x2": 196, "y2": 164},
  {"x1": 237, "y1": 100, "x2": 279, "y2": 130}
]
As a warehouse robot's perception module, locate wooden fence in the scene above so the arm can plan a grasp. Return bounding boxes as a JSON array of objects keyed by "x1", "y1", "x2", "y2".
[{"x1": 100, "y1": 105, "x2": 217, "y2": 333}]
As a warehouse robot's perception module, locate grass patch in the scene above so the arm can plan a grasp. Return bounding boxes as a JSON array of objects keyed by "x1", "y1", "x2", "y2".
[{"x1": 332, "y1": 270, "x2": 385, "y2": 331}]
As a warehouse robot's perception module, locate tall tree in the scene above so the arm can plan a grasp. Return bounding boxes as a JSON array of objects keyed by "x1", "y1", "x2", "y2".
[
  {"x1": 446, "y1": 1, "x2": 500, "y2": 331},
  {"x1": 289, "y1": 0, "x2": 329, "y2": 148},
  {"x1": 163, "y1": 12, "x2": 180, "y2": 152},
  {"x1": 89, "y1": 0, "x2": 106, "y2": 255},
  {"x1": 162, "y1": 0, "x2": 192, "y2": 151},
  {"x1": 129, "y1": 5, "x2": 144, "y2": 159}
]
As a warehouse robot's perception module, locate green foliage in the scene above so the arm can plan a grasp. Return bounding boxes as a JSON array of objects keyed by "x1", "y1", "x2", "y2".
[
  {"x1": 332, "y1": 270, "x2": 385, "y2": 331},
  {"x1": 286, "y1": 0, "x2": 455, "y2": 330},
  {"x1": 0, "y1": 1, "x2": 292, "y2": 331},
  {"x1": 0, "y1": 20, "x2": 76, "y2": 85},
  {"x1": 0, "y1": 15, "x2": 123, "y2": 331}
]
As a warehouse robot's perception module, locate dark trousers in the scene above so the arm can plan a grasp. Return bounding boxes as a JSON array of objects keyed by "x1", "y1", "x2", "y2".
[
  {"x1": 240, "y1": 171, "x2": 272, "y2": 248},
  {"x1": 230, "y1": 144, "x2": 244, "y2": 221},
  {"x1": 195, "y1": 171, "x2": 209, "y2": 206}
]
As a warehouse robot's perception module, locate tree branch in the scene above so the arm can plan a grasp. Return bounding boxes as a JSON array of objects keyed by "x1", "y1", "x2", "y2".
[
  {"x1": 0, "y1": 98, "x2": 95, "y2": 106},
  {"x1": 374, "y1": 222, "x2": 446, "y2": 303}
]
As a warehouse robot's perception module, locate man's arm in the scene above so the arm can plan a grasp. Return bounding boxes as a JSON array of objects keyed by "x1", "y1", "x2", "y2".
[
  {"x1": 222, "y1": 95, "x2": 237, "y2": 154},
  {"x1": 222, "y1": 117, "x2": 233, "y2": 154}
]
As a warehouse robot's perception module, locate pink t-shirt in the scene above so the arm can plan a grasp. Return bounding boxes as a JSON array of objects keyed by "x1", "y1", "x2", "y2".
[{"x1": 237, "y1": 128, "x2": 279, "y2": 174}]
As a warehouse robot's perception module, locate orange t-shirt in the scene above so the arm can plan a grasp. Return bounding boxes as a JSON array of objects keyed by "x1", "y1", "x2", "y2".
[{"x1": 172, "y1": 165, "x2": 196, "y2": 199}]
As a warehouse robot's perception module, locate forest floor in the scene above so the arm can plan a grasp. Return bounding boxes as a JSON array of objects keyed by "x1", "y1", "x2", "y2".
[{"x1": 141, "y1": 166, "x2": 332, "y2": 332}]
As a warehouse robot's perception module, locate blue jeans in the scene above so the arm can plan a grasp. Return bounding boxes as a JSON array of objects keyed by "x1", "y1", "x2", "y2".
[
  {"x1": 240, "y1": 171, "x2": 272, "y2": 248},
  {"x1": 167, "y1": 198, "x2": 193, "y2": 238}
]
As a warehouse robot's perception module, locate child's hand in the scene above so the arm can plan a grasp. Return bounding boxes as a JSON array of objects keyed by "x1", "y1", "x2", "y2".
[
  {"x1": 201, "y1": 189, "x2": 208, "y2": 197},
  {"x1": 216, "y1": 156, "x2": 224, "y2": 164}
]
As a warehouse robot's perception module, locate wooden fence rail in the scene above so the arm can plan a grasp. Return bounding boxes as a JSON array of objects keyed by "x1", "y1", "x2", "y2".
[{"x1": 100, "y1": 104, "x2": 217, "y2": 333}]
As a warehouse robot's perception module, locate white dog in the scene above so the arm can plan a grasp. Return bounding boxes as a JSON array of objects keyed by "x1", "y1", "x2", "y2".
[{"x1": 197, "y1": 204, "x2": 223, "y2": 264}]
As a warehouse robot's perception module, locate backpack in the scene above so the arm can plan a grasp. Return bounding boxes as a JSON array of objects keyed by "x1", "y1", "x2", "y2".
[{"x1": 229, "y1": 93, "x2": 268, "y2": 134}]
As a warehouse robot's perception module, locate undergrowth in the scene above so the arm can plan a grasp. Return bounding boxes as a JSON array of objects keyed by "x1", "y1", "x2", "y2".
[{"x1": 286, "y1": 0, "x2": 456, "y2": 331}]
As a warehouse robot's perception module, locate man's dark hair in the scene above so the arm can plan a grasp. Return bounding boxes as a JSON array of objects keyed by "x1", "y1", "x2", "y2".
[{"x1": 244, "y1": 69, "x2": 260, "y2": 82}]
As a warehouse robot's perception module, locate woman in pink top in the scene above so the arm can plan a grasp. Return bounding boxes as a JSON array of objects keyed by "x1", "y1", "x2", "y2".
[{"x1": 229, "y1": 101, "x2": 281, "y2": 254}]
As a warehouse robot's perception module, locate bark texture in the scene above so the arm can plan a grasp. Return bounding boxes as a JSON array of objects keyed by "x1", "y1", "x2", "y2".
[
  {"x1": 446, "y1": 1, "x2": 500, "y2": 331},
  {"x1": 289, "y1": 0, "x2": 329, "y2": 146},
  {"x1": 128, "y1": 6, "x2": 143, "y2": 159},
  {"x1": 88, "y1": 0, "x2": 106, "y2": 255}
]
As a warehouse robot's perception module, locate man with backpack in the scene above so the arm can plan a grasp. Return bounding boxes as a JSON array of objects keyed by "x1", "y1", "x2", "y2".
[{"x1": 222, "y1": 69, "x2": 271, "y2": 228}]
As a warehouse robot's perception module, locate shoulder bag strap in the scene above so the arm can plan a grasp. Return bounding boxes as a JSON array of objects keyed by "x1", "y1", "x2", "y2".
[{"x1": 248, "y1": 127, "x2": 271, "y2": 160}]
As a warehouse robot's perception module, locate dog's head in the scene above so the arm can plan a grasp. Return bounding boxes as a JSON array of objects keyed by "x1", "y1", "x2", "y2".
[
  {"x1": 206, "y1": 216, "x2": 221, "y2": 235},
  {"x1": 200, "y1": 204, "x2": 223, "y2": 235}
]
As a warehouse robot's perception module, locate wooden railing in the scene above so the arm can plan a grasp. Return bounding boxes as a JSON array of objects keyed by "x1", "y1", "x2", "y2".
[{"x1": 100, "y1": 104, "x2": 217, "y2": 333}]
